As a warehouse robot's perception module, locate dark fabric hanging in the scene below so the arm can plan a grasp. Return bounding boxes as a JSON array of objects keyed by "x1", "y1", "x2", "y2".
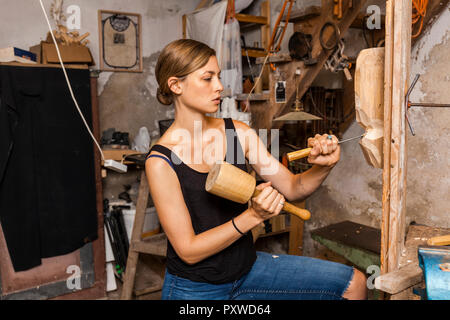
[{"x1": 0, "y1": 65, "x2": 98, "y2": 272}]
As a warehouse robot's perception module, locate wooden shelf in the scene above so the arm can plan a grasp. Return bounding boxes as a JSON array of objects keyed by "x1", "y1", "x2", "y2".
[
  {"x1": 242, "y1": 48, "x2": 267, "y2": 58},
  {"x1": 236, "y1": 13, "x2": 269, "y2": 25},
  {"x1": 259, "y1": 227, "x2": 291, "y2": 238},
  {"x1": 235, "y1": 93, "x2": 270, "y2": 101},
  {"x1": 281, "y1": 5, "x2": 321, "y2": 23},
  {"x1": 255, "y1": 53, "x2": 292, "y2": 64},
  {"x1": 102, "y1": 149, "x2": 144, "y2": 165}
]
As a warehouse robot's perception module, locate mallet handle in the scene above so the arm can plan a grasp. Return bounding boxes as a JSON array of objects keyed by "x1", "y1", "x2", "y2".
[{"x1": 253, "y1": 189, "x2": 311, "y2": 221}]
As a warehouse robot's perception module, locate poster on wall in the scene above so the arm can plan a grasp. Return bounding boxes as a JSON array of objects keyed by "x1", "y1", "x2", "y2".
[{"x1": 98, "y1": 10, "x2": 142, "y2": 72}]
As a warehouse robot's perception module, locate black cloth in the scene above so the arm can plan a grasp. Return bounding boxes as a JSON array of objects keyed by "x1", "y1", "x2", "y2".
[
  {"x1": 0, "y1": 65, "x2": 98, "y2": 272},
  {"x1": 148, "y1": 118, "x2": 256, "y2": 284}
]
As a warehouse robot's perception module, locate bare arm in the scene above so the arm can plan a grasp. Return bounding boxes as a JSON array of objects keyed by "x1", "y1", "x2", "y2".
[
  {"x1": 145, "y1": 152, "x2": 284, "y2": 265},
  {"x1": 233, "y1": 121, "x2": 340, "y2": 202}
]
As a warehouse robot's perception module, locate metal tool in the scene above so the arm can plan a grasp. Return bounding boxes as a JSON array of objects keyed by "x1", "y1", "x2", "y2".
[
  {"x1": 405, "y1": 74, "x2": 450, "y2": 136},
  {"x1": 241, "y1": 35, "x2": 255, "y2": 83},
  {"x1": 417, "y1": 245, "x2": 450, "y2": 300},
  {"x1": 286, "y1": 133, "x2": 365, "y2": 162}
]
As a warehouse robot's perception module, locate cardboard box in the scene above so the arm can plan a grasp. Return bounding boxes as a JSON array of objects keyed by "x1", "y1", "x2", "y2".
[{"x1": 30, "y1": 42, "x2": 94, "y2": 66}]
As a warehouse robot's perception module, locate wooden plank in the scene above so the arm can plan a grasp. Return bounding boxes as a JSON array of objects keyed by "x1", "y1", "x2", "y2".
[
  {"x1": 120, "y1": 170, "x2": 149, "y2": 300},
  {"x1": 288, "y1": 201, "x2": 304, "y2": 256},
  {"x1": 236, "y1": 13, "x2": 268, "y2": 25},
  {"x1": 387, "y1": 0, "x2": 412, "y2": 273},
  {"x1": 381, "y1": 0, "x2": 394, "y2": 276},
  {"x1": 260, "y1": 0, "x2": 271, "y2": 51},
  {"x1": 235, "y1": 93, "x2": 269, "y2": 101},
  {"x1": 374, "y1": 263, "x2": 423, "y2": 294},
  {"x1": 131, "y1": 233, "x2": 168, "y2": 257}
]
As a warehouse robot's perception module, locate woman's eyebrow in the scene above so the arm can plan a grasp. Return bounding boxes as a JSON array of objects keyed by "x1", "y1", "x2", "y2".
[{"x1": 203, "y1": 71, "x2": 221, "y2": 76}]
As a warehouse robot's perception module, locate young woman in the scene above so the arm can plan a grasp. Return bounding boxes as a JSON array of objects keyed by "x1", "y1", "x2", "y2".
[{"x1": 146, "y1": 39, "x2": 367, "y2": 300}]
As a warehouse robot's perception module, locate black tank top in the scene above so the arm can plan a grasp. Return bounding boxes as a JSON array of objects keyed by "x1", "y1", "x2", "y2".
[{"x1": 147, "y1": 118, "x2": 257, "y2": 284}]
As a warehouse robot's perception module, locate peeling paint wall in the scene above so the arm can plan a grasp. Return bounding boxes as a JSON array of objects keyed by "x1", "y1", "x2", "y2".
[{"x1": 304, "y1": 4, "x2": 450, "y2": 258}]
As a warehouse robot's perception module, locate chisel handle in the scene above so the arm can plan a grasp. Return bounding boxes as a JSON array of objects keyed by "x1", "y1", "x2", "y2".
[
  {"x1": 427, "y1": 234, "x2": 450, "y2": 246},
  {"x1": 286, "y1": 147, "x2": 312, "y2": 162},
  {"x1": 253, "y1": 189, "x2": 311, "y2": 221}
]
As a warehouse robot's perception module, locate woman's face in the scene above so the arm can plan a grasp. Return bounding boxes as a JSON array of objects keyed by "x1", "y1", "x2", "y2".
[{"x1": 175, "y1": 56, "x2": 224, "y2": 114}]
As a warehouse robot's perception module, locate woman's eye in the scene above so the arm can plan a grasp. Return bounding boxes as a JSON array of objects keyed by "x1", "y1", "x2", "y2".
[{"x1": 204, "y1": 78, "x2": 212, "y2": 81}]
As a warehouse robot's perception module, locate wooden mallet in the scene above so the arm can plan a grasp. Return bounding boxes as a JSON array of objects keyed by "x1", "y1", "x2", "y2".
[{"x1": 205, "y1": 161, "x2": 311, "y2": 221}]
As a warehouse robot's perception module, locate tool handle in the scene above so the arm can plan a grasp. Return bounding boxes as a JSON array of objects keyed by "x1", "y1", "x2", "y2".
[
  {"x1": 427, "y1": 234, "x2": 450, "y2": 246},
  {"x1": 252, "y1": 189, "x2": 311, "y2": 221},
  {"x1": 286, "y1": 147, "x2": 312, "y2": 162}
]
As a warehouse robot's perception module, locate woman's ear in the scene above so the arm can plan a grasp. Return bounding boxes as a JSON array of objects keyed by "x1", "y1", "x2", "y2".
[{"x1": 168, "y1": 76, "x2": 182, "y2": 95}]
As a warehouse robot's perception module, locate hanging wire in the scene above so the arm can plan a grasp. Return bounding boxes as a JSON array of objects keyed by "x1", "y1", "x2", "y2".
[{"x1": 412, "y1": 0, "x2": 429, "y2": 38}]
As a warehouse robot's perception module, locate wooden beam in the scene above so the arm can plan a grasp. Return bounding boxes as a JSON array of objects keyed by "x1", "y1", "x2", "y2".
[
  {"x1": 381, "y1": 0, "x2": 394, "y2": 276},
  {"x1": 382, "y1": 0, "x2": 412, "y2": 274},
  {"x1": 374, "y1": 263, "x2": 423, "y2": 294}
]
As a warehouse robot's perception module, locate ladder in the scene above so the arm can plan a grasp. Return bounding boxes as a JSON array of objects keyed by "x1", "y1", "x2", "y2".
[{"x1": 120, "y1": 170, "x2": 167, "y2": 300}]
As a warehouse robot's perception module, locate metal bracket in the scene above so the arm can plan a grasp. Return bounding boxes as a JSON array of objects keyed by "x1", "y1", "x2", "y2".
[{"x1": 406, "y1": 74, "x2": 450, "y2": 136}]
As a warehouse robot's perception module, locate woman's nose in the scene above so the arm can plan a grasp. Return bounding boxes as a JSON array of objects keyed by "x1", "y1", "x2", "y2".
[{"x1": 215, "y1": 78, "x2": 224, "y2": 92}]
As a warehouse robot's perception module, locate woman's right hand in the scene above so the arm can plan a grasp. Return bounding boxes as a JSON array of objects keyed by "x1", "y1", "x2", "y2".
[{"x1": 250, "y1": 181, "x2": 285, "y2": 222}]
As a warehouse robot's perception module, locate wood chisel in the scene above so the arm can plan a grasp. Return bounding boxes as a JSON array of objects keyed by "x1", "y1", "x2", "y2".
[{"x1": 287, "y1": 133, "x2": 365, "y2": 162}]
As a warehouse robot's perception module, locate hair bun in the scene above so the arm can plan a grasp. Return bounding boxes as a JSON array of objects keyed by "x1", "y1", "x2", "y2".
[{"x1": 156, "y1": 87, "x2": 173, "y2": 105}]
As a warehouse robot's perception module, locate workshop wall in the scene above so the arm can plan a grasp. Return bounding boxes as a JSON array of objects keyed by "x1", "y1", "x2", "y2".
[{"x1": 304, "y1": 4, "x2": 450, "y2": 259}]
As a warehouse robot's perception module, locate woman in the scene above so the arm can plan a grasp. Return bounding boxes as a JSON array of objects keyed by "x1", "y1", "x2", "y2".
[{"x1": 146, "y1": 39, "x2": 367, "y2": 300}]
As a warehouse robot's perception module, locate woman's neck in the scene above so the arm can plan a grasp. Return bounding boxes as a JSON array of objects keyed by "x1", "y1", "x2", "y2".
[{"x1": 172, "y1": 102, "x2": 213, "y2": 135}]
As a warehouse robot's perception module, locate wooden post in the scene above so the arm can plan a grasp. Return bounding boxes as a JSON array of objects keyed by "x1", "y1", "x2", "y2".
[
  {"x1": 381, "y1": 0, "x2": 412, "y2": 275},
  {"x1": 380, "y1": 0, "x2": 394, "y2": 276}
]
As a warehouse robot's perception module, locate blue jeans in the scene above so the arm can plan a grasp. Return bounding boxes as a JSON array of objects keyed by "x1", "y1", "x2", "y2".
[{"x1": 162, "y1": 251, "x2": 354, "y2": 300}]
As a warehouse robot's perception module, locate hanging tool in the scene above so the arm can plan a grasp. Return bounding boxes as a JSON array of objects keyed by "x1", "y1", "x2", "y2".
[
  {"x1": 320, "y1": 23, "x2": 351, "y2": 80},
  {"x1": 267, "y1": 0, "x2": 295, "y2": 71},
  {"x1": 333, "y1": 0, "x2": 343, "y2": 19},
  {"x1": 241, "y1": 35, "x2": 255, "y2": 83},
  {"x1": 286, "y1": 133, "x2": 365, "y2": 162},
  {"x1": 288, "y1": 31, "x2": 317, "y2": 66}
]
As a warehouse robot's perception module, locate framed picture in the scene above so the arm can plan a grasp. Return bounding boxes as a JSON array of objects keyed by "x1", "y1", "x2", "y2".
[{"x1": 98, "y1": 10, "x2": 143, "y2": 72}]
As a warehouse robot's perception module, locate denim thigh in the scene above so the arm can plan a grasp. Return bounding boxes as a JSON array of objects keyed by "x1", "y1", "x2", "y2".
[
  {"x1": 161, "y1": 270, "x2": 237, "y2": 300},
  {"x1": 230, "y1": 251, "x2": 354, "y2": 300}
]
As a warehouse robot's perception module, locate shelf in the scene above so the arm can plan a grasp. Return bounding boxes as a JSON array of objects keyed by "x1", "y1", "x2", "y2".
[
  {"x1": 236, "y1": 13, "x2": 269, "y2": 26},
  {"x1": 102, "y1": 149, "x2": 144, "y2": 165},
  {"x1": 242, "y1": 48, "x2": 267, "y2": 58},
  {"x1": 255, "y1": 53, "x2": 292, "y2": 64},
  {"x1": 282, "y1": 5, "x2": 321, "y2": 23},
  {"x1": 235, "y1": 93, "x2": 270, "y2": 101},
  {"x1": 259, "y1": 227, "x2": 291, "y2": 238}
]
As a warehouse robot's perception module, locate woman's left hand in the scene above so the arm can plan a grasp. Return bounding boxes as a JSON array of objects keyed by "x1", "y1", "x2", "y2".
[{"x1": 307, "y1": 134, "x2": 340, "y2": 167}]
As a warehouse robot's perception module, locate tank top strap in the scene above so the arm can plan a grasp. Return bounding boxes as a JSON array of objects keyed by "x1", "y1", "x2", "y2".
[{"x1": 224, "y1": 118, "x2": 246, "y2": 166}]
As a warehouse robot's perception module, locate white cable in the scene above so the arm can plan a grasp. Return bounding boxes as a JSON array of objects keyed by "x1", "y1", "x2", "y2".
[
  {"x1": 38, "y1": 0, "x2": 105, "y2": 161},
  {"x1": 245, "y1": 52, "x2": 270, "y2": 107}
]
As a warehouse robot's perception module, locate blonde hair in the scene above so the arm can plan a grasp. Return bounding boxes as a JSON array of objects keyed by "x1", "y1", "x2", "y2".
[{"x1": 155, "y1": 39, "x2": 216, "y2": 105}]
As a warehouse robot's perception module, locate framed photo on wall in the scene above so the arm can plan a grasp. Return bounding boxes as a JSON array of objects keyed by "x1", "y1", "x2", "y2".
[{"x1": 98, "y1": 10, "x2": 143, "y2": 72}]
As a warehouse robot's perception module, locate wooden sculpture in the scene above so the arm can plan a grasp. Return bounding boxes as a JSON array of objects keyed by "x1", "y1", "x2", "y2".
[
  {"x1": 205, "y1": 161, "x2": 311, "y2": 221},
  {"x1": 354, "y1": 47, "x2": 385, "y2": 168}
]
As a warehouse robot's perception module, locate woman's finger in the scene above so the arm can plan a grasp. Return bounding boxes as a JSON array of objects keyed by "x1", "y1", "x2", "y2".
[{"x1": 268, "y1": 193, "x2": 283, "y2": 213}]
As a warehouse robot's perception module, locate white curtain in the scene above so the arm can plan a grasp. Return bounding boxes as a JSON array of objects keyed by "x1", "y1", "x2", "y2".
[{"x1": 186, "y1": 1, "x2": 228, "y2": 66}]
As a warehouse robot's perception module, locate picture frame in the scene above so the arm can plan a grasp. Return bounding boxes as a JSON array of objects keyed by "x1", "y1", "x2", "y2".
[{"x1": 98, "y1": 10, "x2": 143, "y2": 72}]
